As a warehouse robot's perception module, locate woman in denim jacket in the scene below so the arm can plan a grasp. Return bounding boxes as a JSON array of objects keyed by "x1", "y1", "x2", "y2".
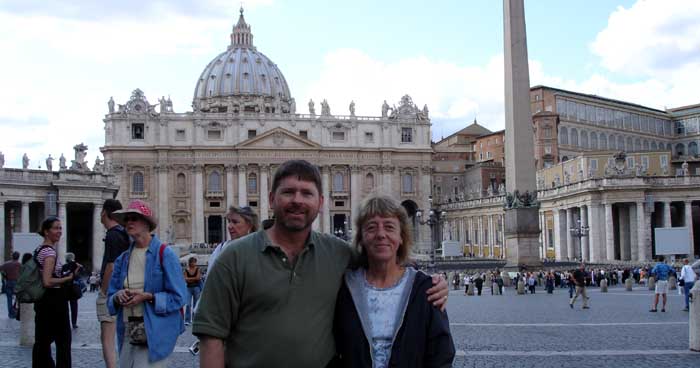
[{"x1": 107, "y1": 200, "x2": 188, "y2": 367}]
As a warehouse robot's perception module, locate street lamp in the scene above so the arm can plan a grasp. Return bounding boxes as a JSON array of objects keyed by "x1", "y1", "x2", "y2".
[
  {"x1": 569, "y1": 218, "x2": 590, "y2": 261},
  {"x1": 416, "y1": 196, "x2": 447, "y2": 265}
]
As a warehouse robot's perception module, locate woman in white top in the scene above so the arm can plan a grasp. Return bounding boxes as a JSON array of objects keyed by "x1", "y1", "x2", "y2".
[{"x1": 680, "y1": 258, "x2": 697, "y2": 311}]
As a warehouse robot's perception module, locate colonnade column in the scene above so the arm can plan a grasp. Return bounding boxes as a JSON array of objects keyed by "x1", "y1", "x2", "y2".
[
  {"x1": 538, "y1": 212, "x2": 545, "y2": 259},
  {"x1": 637, "y1": 202, "x2": 650, "y2": 261},
  {"x1": 193, "y1": 165, "x2": 204, "y2": 243},
  {"x1": 663, "y1": 201, "x2": 672, "y2": 227},
  {"x1": 238, "y1": 164, "x2": 247, "y2": 207},
  {"x1": 350, "y1": 165, "x2": 360, "y2": 228},
  {"x1": 685, "y1": 201, "x2": 695, "y2": 258},
  {"x1": 157, "y1": 165, "x2": 169, "y2": 241},
  {"x1": 566, "y1": 208, "x2": 574, "y2": 261},
  {"x1": 604, "y1": 203, "x2": 615, "y2": 261},
  {"x1": 226, "y1": 165, "x2": 235, "y2": 210},
  {"x1": 587, "y1": 204, "x2": 601, "y2": 262},
  {"x1": 21, "y1": 201, "x2": 30, "y2": 233},
  {"x1": 58, "y1": 201, "x2": 67, "y2": 261},
  {"x1": 321, "y1": 166, "x2": 330, "y2": 234},
  {"x1": 629, "y1": 204, "x2": 639, "y2": 261},
  {"x1": 580, "y1": 206, "x2": 589, "y2": 262},
  {"x1": 501, "y1": 214, "x2": 506, "y2": 259},
  {"x1": 92, "y1": 203, "x2": 104, "y2": 272},
  {"x1": 488, "y1": 215, "x2": 494, "y2": 257},
  {"x1": 0, "y1": 202, "x2": 5, "y2": 257},
  {"x1": 478, "y1": 217, "x2": 484, "y2": 257},
  {"x1": 259, "y1": 165, "x2": 269, "y2": 222},
  {"x1": 619, "y1": 205, "x2": 630, "y2": 261},
  {"x1": 553, "y1": 209, "x2": 564, "y2": 260}
]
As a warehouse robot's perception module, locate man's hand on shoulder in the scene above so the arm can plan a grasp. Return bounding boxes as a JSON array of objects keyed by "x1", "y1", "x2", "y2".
[{"x1": 427, "y1": 273, "x2": 449, "y2": 312}]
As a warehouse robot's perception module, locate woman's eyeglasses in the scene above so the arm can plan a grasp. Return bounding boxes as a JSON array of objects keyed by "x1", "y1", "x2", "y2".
[{"x1": 124, "y1": 215, "x2": 142, "y2": 223}]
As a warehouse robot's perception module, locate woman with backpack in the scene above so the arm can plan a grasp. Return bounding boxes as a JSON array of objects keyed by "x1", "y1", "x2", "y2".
[
  {"x1": 33, "y1": 216, "x2": 79, "y2": 368},
  {"x1": 107, "y1": 200, "x2": 188, "y2": 367}
]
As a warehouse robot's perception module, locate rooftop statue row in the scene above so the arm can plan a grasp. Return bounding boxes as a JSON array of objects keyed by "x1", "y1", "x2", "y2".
[{"x1": 0, "y1": 144, "x2": 104, "y2": 172}]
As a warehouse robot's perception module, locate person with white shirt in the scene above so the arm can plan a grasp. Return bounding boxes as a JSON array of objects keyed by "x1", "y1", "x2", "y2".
[{"x1": 680, "y1": 258, "x2": 697, "y2": 311}]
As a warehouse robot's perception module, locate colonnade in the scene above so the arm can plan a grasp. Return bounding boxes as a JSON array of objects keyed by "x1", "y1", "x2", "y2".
[{"x1": 444, "y1": 213, "x2": 506, "y2": 258}]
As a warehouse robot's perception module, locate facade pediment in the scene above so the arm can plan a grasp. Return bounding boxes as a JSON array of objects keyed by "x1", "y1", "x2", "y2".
[{"x1": 236, "y1": 127, "x2": 321, "y2": 149}]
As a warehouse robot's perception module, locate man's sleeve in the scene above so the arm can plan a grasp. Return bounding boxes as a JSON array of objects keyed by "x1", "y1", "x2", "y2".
[{"x1": 192, "y1": 251, "x2": 240, "y2": 340}]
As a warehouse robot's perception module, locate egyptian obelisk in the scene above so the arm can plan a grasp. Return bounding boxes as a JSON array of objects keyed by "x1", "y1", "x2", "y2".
[{"x1": 503, "y1": 0, "x2": 541, "y2": 269}]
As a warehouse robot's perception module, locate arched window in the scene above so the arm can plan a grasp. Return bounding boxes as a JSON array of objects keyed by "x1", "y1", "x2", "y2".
[
  {"x1": 617, "y1": 136, "x2": 625, "y2": 150},
  {"x1": 599, "y1": 133, "x2": 607, "y2": 150},
  {"x1": 651, "y1": 141, "x2": 658, "y2": 150},
  {"x1": 247, "y1": 173, "x2": 257, "y2": 194},
  {"x1": 333, "y1": 172, "x2": 345, "y2": 192},
  {"x1": 626, "y1": 137, "x2": 633, "y2": 151},
  {"x1": 364, "y1": 173, "x2": 374, "y2": 192},
  {"x1": 559, "y1": 126, "x2": 569, "y2": 145},
  {"x1": 689, "y1": 142, "x2": 698, "y2": 156},
  {"x1": 667, "y1": 143, "x2": 673, "y2": 152},
  {"x1": 402, "y1": 174, "x2": 414, "y2": 193},
  {"x1": 208, "y1": 171, "x2": 222, "y2": 192},
  {"x1": 580, "y1": 131, "x2": 588, "y2": 148},
  {"x1": 675, "y1": 143, "x2": 686, "y2": 156},
  {"x1": 643, "y1": 140, "x2": 650, "y2": 151},
  {"x1": 132, "y1": 172, "x2": 144, "y2": 193},
  {"x1": 590, "y1": 132, "x2": 598, "y2": 150},
  {"x1": 635, "y1": 138, "x2": 642, "y2": 152},
  {"x1": 570, "y1": 128, "x2": 578, "y2": 146},
  {"x1": 176, "y1": 173, "x2": 186, "y2": 193}
]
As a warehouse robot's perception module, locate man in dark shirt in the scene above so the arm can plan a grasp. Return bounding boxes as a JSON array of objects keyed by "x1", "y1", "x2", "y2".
[
  {"x1": 0, "y1": 251, "x2": 21, "y2": 318},
  {"x1": 97, "y1": 199, "x2": 129, "y2": 368},
  {"x1": 569, "y1": 263, "x2": 590, "y2": 309}
]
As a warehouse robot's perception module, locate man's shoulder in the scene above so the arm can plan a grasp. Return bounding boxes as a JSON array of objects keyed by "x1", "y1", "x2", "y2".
[{"x1": 312, "y1": 231, "x2": 353, "y2": 253}]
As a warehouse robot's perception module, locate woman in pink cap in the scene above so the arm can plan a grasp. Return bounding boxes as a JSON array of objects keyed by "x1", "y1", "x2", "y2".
[{"x1": 107, "y1": 200, "x2": 188, "y2": 367}]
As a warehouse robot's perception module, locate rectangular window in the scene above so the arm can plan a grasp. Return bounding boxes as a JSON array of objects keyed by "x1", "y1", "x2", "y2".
[
  {"x1": 544, "y1": 145, "x2": 552, "y2": 154},
  {"x1": 641, "y1": 156, "x2": 649, "y2": 170},
  {"x1": 486, "y1": 151, "x2": 492, "y2": 158},
  {"x1": 248, "y1": 201, "x2": 258, "y2": 207},
  {"x1": 544, "y1": 128, "x2": 552, "y2": 138},
  {"x1": 248, "y1": 129, "x2": 257, "y2": 139},
  {"x1": 132, "y1": 123, "x2": 144, "y2": 140},
  {"x1": 207, "y1": 130, "x2": 222, "y2": 140},
  {"x1": 332, "y1": 131, "x2": 345, "y2": 141},
  {"x1": 299, "y1": 130, "x2": 308, "y2": 139},
  {"x1": 626, "y1": 156, "x2": 635, "y2": 168},
  {"x1": 590, "y1": 159, "x2": 598, "y2": 173},
  {"x1": 660, "y1": 155, "x2": 669, "y2": 168},
  {"x1": 364, "y1": 132, "x2": 374, "y2": 143},
  {"x1": 334, "y1": 201, "x2": 345, "y2": 207},
  {"x1": 402, "y1": 174, "x2": 414, "y2": 193},
  {"x1": 209, "y1": 201, "x2": 220, "y2": 208},
  {"x1": 175, "y1": 129, "x2": 186, "y2": 140},
  {"x1": 401, "y1": 128, "x2": 413, "y2": 143}
]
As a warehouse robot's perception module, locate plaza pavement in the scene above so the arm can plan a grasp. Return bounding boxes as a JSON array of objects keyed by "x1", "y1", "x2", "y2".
[{"x1": 0, "y1": 282, "x2": 697, "y2": 367}]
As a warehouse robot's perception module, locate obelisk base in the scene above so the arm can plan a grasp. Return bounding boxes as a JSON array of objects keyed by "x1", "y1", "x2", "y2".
[{"x1": 504, "y1": 207, "x2": 542, "y2": 271}]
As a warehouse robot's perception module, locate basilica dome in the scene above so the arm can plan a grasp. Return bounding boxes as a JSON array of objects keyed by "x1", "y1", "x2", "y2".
[{"x1": 193, "y1": 9, "x2": 293, "y2": 113}]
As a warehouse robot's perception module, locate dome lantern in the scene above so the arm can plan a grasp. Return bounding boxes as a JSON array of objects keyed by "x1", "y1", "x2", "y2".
[{"x1": 229, "y1": 7, "x2": 255, "y2": 51}]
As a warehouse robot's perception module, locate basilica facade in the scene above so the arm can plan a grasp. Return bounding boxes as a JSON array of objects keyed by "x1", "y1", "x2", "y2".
[{"x1": 101, "y1": 10, "x2": 434, "y2": 255}]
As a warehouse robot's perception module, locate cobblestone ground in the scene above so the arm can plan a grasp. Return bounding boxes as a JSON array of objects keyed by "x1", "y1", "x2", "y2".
[{"x1": 1, "y1": 283, "x2": 698, "y2": 367}]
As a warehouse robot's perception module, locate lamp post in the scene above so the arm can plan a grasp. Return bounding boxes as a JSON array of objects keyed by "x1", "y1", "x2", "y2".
[
  {"x1": 569, "y1": 218, "x2": 589, "y2": 262},
  {"x1": 416, "y1": 196, "x2": 446, "y2": 265}
]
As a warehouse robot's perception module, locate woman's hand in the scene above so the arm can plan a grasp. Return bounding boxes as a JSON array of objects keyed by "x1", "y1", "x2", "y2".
[
  {"x1": 115, "y1": 289, "x2": 133, "y2": 305},
  {"x1": 121, "y1": 290, "x2": 152, "y2": 307},
  {"x1": 427, "y1": 274, "x2": 449, "y2": 311}
]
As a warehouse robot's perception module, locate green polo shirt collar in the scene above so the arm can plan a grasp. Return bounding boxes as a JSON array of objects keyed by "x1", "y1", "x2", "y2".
[{"x1": 258, "y1": 228, "x2": 317, "y2": 253}]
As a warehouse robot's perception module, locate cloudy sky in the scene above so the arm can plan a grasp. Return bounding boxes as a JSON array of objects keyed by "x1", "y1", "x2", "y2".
[{"x1": 1, "y1": 0, "x2": 699, "y2": 169}]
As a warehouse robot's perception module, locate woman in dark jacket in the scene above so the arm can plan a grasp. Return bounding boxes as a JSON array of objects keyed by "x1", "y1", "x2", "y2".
[{"x1": 334, "y1": 194, "x2": 455, "y2": 368}]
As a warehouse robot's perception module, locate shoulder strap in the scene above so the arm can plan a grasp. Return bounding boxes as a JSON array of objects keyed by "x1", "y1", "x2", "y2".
[
  {"x1": 159, "y1": 243, "x2": 167, "y2": 265},
  {"x1": 33, "y1": 245, "x2": 54, "y2": 269}
]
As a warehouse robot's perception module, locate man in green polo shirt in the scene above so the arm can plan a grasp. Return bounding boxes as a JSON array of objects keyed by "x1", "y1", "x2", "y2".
[{"x1": 193, "y1": 160, "x2": 448, "y2": 367}]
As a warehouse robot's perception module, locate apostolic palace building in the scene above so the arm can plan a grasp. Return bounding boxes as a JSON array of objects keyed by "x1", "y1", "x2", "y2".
[{"x1": 2, "y1": 11, "x2": 700, "y2": 269}]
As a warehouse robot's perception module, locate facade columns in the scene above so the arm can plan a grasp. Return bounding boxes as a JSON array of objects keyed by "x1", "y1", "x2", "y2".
[
  {"x1": 478, "y1": 216, "x2": 484, "y2": 257},
  {"x1": 92, "y1": 203, "x2": 104, "y2": 272},
  {"x1": 488, "y1": 215, "x2": 495, "y2": 257},
  {"x1": 587, "y1": 204, "x2": 601, "y2": 262},
  {"x1": 580, "y1": 206, "x2": 589, "y2": 262},
  {"x1": 238, "y1": 165, "x2": 247, "y2": 207},
  {"x1": 685, "y1": 201, "x2": 695, "y2": 257},
  {"x1": 663, "y1": 201, "x2": 672, "y2": 227},
  {"x1": 157, "y1": 166, "x2": 169, "y2": 241},
  {"x1": 259, "y1": 165, "x2": 269, "y2": 222},
  {"x1": 381, "y1": 166, "x2": 393, "y2": 193},
  {"x1": 636, "y1": 202, "x2": 650, "y2": 261},
  {"x1": 604, "y1": 203, "x2": 615, "y2": 261},
  {"x1": 553, "y1": 209, "x2": 565, "y2": 260},
  {"x1": 0, "y1": 202, "x2": 5, "y2": 258},
  {"x1": 58, "y1": 202, "x2": 67, "y2": 261},
  {"x1": 618, "y1": 205, "x2": 630, "y2": 261},
  {"x1": 321, "y1": 166, "x2": 331, "y2": 234},
  {"x1": 629, "y1": 204, "x2": 639, "y2": 261},
  {"x1": 193, "y1": 165, "x2": 204, "y2": 243},
  {"x1": 350, "y1": 165, "x2": 360, "y2": 228},
  {"x1": 566, "y1": 208, "x2": 574, "y2": 261},
  {"x1": 226, "y1": 165, "x2": 235, "y2": 210},
  {"x1": 21, "y1": 201, "x2": 30, "y2": 233}
]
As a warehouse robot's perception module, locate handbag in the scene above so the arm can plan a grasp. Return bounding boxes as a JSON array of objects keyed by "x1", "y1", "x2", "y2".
[
  {"x1": 65, "y1": 280, "x2": 84, "y2": 301},
  {"x1": 679, "y1": 279, "x2": 685, "y2": 287},
  {"x1": 126, "y1": 316, "x2": 147, "y2": 345}
]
